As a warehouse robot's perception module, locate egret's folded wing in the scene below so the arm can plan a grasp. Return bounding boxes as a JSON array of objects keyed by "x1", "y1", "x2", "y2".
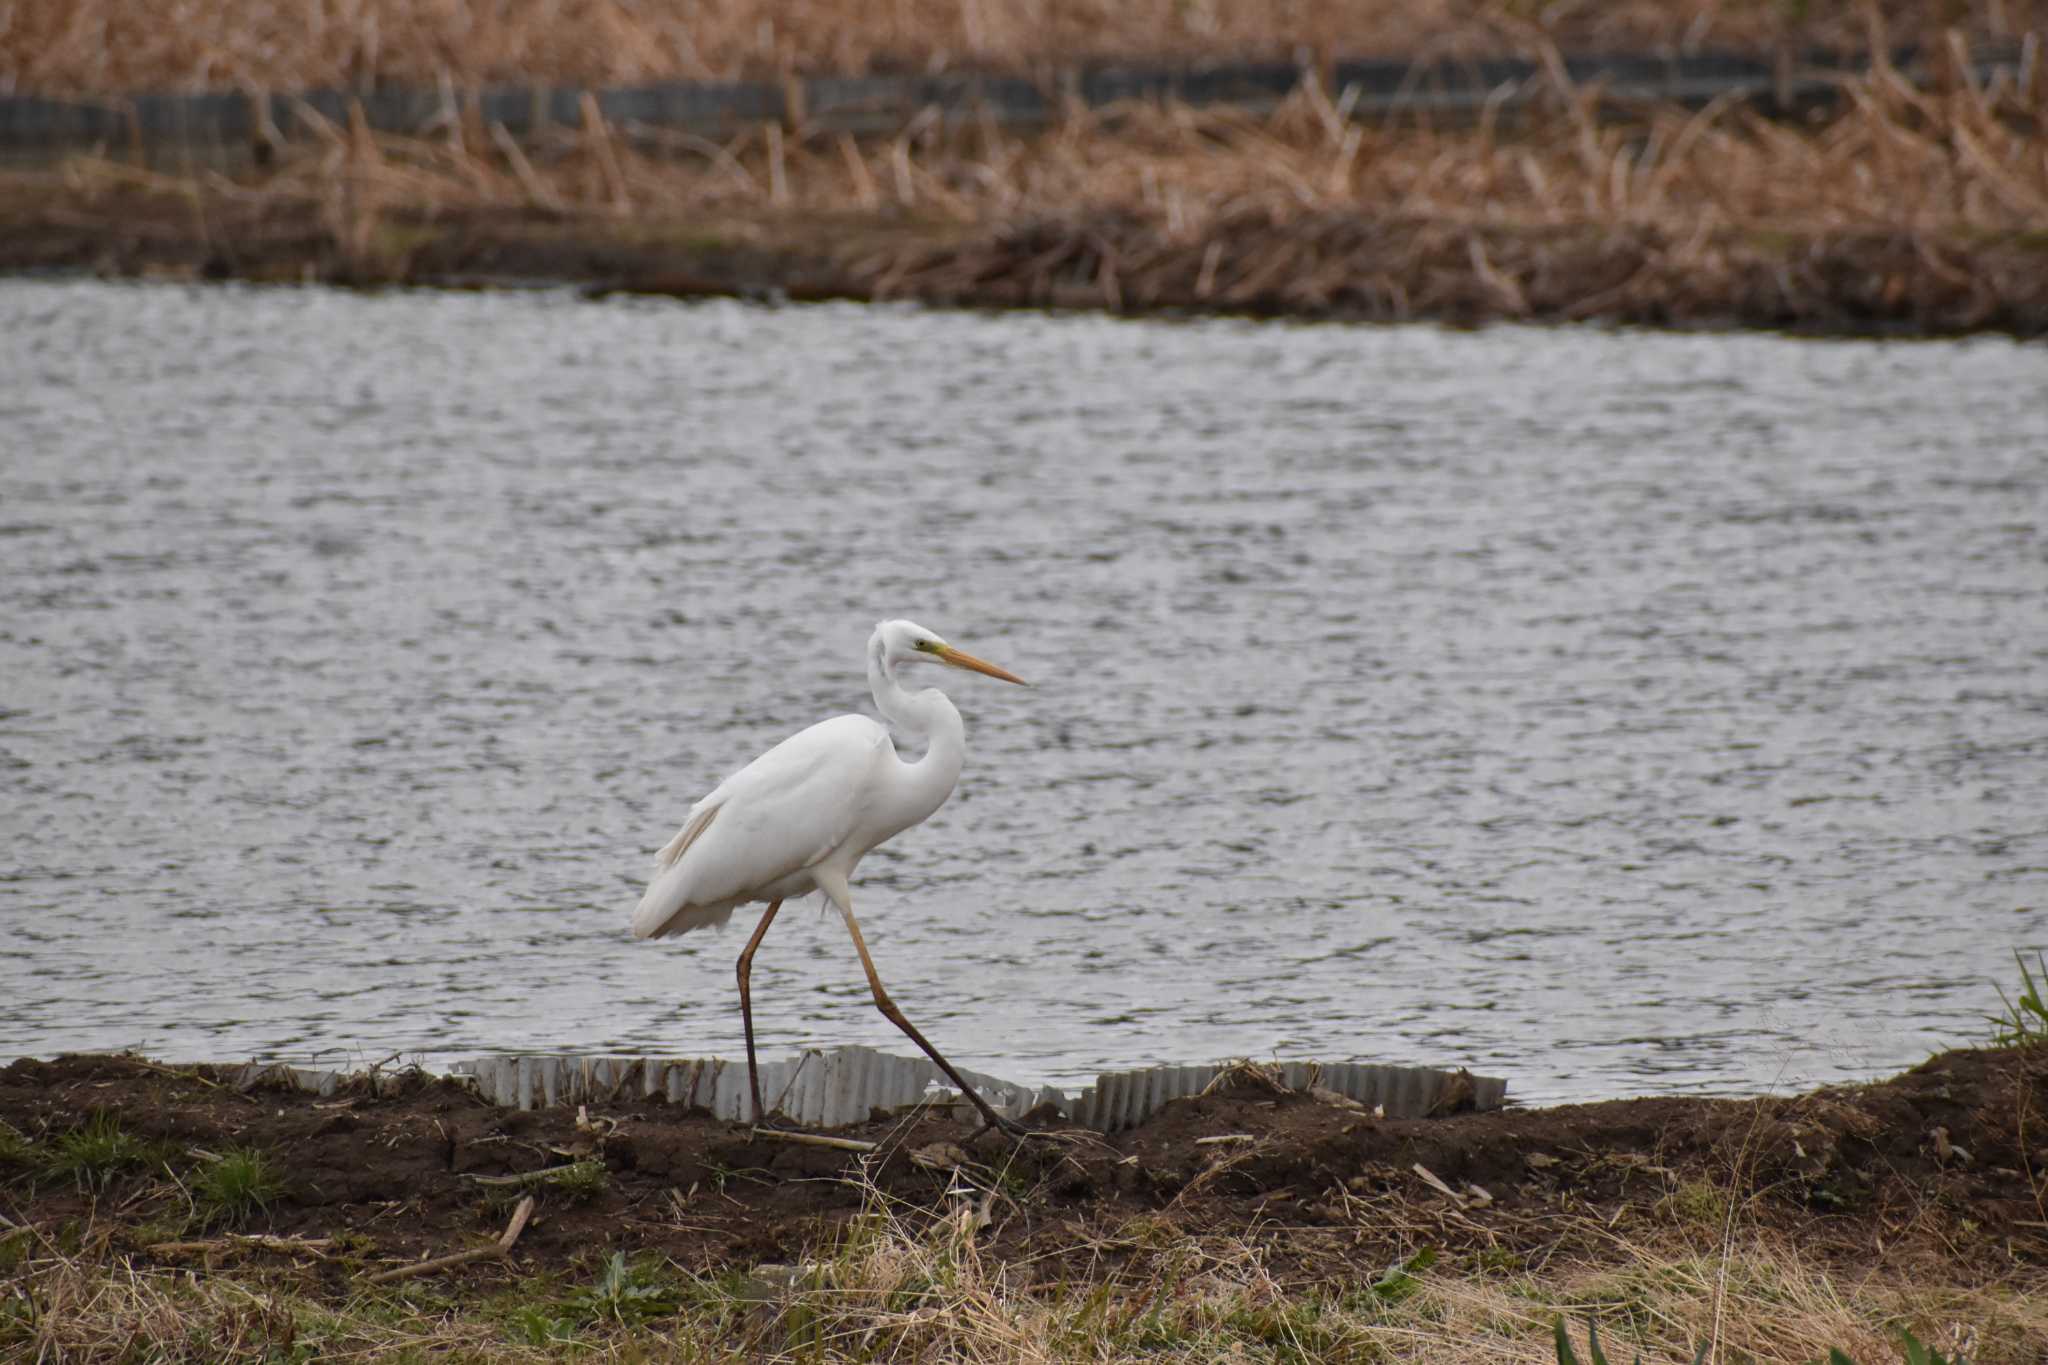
[
  {"x1": 653, "y1": 800, "x2": 718, "y2": 871},
  {"x1": 632, "y1": 715, "x2": 889, "y2": 938}
]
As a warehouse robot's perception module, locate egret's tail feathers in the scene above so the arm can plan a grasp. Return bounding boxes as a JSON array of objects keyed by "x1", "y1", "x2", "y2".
[
  {"x1": 632, "y1": 801, "x2": 738, "y2": 938},
  {"x1": 632, "y1": 893, "x2": 739, "y2": 940},
  {"x1": 632, "y1": 853, "x2": 743, "y2": 939}
]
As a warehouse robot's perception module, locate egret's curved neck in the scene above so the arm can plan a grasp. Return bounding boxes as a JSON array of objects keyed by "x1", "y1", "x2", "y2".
[{"x1": 868, "y1": 636, "x2": 965, "y2": 814}]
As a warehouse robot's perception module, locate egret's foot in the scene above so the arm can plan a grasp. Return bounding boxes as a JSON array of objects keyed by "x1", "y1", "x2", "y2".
[{"x1": 972, "y1": 1111, "x2": 1043, "y2": 1143}]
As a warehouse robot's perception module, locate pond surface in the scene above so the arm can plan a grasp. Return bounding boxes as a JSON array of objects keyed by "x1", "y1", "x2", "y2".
[{"x1": 2, "y1": 280, "x2": 2043, "y2": 1104}]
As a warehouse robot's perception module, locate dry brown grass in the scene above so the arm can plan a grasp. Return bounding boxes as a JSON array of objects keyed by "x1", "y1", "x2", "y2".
[
  {"x1": 6, "y1": 1193, "x2": 2044, "y2": 1362},
  {"x1": 5, "y1": 32, "x2": 2044, "y2": 329},
  {"x1": 35, "y1": 47, "x2": 2044, "y2": 314},
  {"x1": 41, "y1": 48, "x2": 2047, "y2": 237},
  {"x1": 3, "y1": 1048, "x2": 2044, "y2": 1362},
  {"x1": 1, "y1": 0, "x2": 2043, "y2": 97},
  {"x1": 860, "y1": 57, "x2": 2048, "y2": 325}
]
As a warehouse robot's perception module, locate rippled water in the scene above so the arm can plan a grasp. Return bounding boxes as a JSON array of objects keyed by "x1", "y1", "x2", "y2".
[{"x1": 2, "y1": 279, "x2": 2043, "y2": 1104}]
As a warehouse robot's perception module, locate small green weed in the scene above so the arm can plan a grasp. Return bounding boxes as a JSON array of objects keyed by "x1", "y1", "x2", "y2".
[
  {"x1": 130, "y1": 1212, "x2": 197, "y2": 1248},
  {"x1": 193, "y1": 1145, "x2": 285, "y2": 1224},
  {"x1": 1667, "y1": 1178, "x2": 1730, "y2": 1226},
  {"x1": 1216, "y1": 1295, "x2": 1358, "y2": 1362},
  {"x1": 1558, "y1": 1321, "x2": 1965, "y2": 1365},
  {"x1": 1988, "y1": 949, "x2": 2048, "y2": 1047},
  {"x1": 1894, "y1": 1326, "x2": 1970, "y2": 1365},
  {"x1": 1470, "y1": 1245, "x2": 1524, "y2": 1274},
  {"x1": 43, "y1": 1113, "x2": 153, "y2": 1192},
  {"x1": 558, "y1": 1251, "x2": 681, "y2": 1328},
  {"x1": 1554, "y1": 1316, "x2": 1706, "y2": 1365},
  {"x1": 505, "y1": 1302, "x2": 578, "y2": 1347},
  {"x1": 0, "y1": 1226, "x2": 28, "y2": 1275},
  {"x1": 1368, "y1": 1245, "x2": 1437, "y2": 1305},
  {"x1": 1823, "y1": 1325, "x2": 1972, "y2": 1364},
  {"x1": 476, "y1": 1161, "x2": 607, "y2": 1215},
  {"x1": 549, "y1": 1160, "x2": 610, "y2": 1202},
  {"x1": 0, "y1": 1122, "x2": 33, "y2": 1170}
]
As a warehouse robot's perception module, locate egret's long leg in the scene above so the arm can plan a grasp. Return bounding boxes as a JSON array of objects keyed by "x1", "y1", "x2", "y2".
[
  {"x1": 827, "y1": 892, "x2": 1022, "y2": 1136},
  {"x1": 735, "y1": 899, "x2": 784, "y2": 1124}
]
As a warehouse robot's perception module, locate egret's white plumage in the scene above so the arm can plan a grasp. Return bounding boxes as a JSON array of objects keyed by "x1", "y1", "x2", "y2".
[
  {"x1": 630, "y1": 618, "x2": 1028, "y2": 1130},
  {"x1": 630, "y1": 713, "x2": 894, "y2": 939}
]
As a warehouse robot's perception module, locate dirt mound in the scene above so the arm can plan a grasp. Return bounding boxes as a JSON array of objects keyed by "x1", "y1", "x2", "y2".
[{"x1": 2, "y1": 1046, "x2": 2042, "y2": 1291}]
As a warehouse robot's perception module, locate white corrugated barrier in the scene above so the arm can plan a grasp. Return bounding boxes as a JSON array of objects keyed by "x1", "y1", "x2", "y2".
[{"x1": 227, "y1": 1047, "x2": 1505, "y2": 1130}]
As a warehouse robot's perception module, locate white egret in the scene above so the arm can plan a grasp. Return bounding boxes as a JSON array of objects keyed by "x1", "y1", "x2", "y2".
[{"x1": 632, "y1": 618, "x2": 1029, "y2": 1132}]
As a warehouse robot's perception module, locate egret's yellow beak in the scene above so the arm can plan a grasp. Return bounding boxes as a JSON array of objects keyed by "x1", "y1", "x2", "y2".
[{"x1": 936, "y1": 645, "x2": 1029, "y2": 686}]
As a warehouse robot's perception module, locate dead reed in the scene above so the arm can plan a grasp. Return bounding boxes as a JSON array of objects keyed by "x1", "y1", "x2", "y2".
[
  {"x1": 17, "y1": 42, "x2": 2041, "y2": 331},
  {"x1": 2, "y1": 0, "x2": 2043, "y2": 97},
  {"x1": 853, "y1": 50, "x2": 2048, "y2": 329}
]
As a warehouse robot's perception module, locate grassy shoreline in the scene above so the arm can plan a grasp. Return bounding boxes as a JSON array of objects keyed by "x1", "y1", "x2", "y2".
[
  {"x1": 6, "y1": 1191, "x2": 2027, "y2": 1362},
  {"x1": 7, "y1": 49, "x2": 2047, "y2": 335},
  {"x1": 3, "y1": 1045, "x2": 2045, "y2": 1362},
  {"x1": 4, "y1": 3, "x2": 2045, "y2": 333}
]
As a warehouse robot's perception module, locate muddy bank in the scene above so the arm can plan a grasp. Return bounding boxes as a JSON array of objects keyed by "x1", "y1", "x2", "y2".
[
  {"x1": 870, "y1": 209, "x2": 2048, "y2": 335},
  {"x1": 4, "y1": 1048, "x2": 2044, "y2": 1360},
  {"x1": 6, "y1": 191, "x2": 2045, "y2": 337},
  {"x1": 2, "y1": 1047, "x2": 2043, "y2": 1285},
  {"x1": 8, "y1": 38, "x2": 2045, "y2": 338}
]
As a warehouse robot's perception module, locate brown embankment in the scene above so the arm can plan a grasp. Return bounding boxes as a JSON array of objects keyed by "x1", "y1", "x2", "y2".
[
  {"x1": 2, "y1": 4, "x2": 2045, "y2": 333},
  {"x1": 1, "y1": 1048, "x2": 2045, "y2": 1360},
  {"x1": 4, "y1": 0, "x2": 2043, "y2": 95}
]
